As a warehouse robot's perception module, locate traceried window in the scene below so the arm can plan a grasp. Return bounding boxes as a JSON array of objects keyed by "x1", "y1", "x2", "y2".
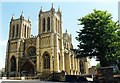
[
  {"x1": 43, "y1": 54, "x2": 50, "y2": 69},
  {"x1": 47, "y1": 17, "x2": 50, "y2": 31},
  {"x1": 16, "y1": 24, "x2": 19, "y2": 37},
  {"x1": 11, "y1": 56, "x2": 16, "y2": 71},
  {"x1": 12, "y1": 25, "x2": 15, "y2": 38},
  {"x1": 27, "y1": 47, "x2": 36, "y2": 56},
  {"x1": 43, "y1": 18, "x2": 45, "y2": 32}
]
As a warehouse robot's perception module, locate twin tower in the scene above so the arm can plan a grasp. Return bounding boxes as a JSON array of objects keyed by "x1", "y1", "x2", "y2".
[
  {"x1": 9, "y1": 4, "x2": 62, "y2": 40},
  {"x1": 5, "y1": 5, "x2": 81, "y2": 78}
]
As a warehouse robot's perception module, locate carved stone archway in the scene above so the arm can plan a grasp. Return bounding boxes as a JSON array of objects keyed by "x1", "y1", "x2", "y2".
[
  {"x1": 21, "y1": 59, "x2": 35, "y2": 76},
  {"x1": 11, "y1": 56, "x2": 16, "y2": 71}
]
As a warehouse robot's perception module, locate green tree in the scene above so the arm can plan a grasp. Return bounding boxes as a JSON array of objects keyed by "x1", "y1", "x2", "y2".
[
  {"x1": 96, "y1": 63, "x2": 100, "y2": 68},
  {"x1": 113, "y1": 30, "x2": 120, "y2": 69},
  {"x1": 75, "y1": 9, "x2": 120, "y2": 67}
]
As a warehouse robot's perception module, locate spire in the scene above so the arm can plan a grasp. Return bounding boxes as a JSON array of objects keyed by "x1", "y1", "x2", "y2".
[
  {"x1": 20, "y1": 11, "x2": 24, "y2": 20},
  {"x1": 51, "y1": 3, "x2": 54, "y2": 9},
  {"x1": 66, "y1": 29, "x2": 67, "y2": 33},
  {"x1": 51, "y1": 3, "x2": 55, "y2": 13},
  {"x1": 40, "y1": 6, "x2": 42, "y2": 12},
  {"x1": 57, "y1": 5, "x2": 62, "y2": 16},
  {"x1": 58, "y1": 5, "x2": 60, "y2": 12},
  {"x1": 28, "y1": 16, "x2": 30, "y2": 21},
  {"x1": 11, "y1": 14, "x2": 14, "y2": 20},
  {"x1": 21, "y1": 11, "x2": 23, "y2": 16}
]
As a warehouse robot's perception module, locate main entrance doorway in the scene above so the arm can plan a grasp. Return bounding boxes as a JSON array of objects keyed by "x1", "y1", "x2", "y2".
[{"x1": 21, "y1": 60, "x2": 35, "y2": 76}]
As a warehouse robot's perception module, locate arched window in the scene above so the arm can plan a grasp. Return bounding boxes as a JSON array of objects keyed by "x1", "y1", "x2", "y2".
[
  {"x1": 47, "y1": 17, "x2": 50, "y2": 31},
  {"x1": 43, "y1": 18, "x2": 45, "y2": 32},
  {"x1": 24, "y1": 25, "x2": 26, "y2": 38},
  {"x1": 16, "y1": 24, "x2": 19, "y2": 37},
  {"x1": 43, "y1": 54, "x2": 50, "y2": 69},
  {"x1": 12, "y1": 25, "x2": 15, "y2": 38},
  {"x1": 80, "y1": 60, "x2": 84, "y2": 74},
  {"x1": 56, "y1": 18, "x2": 57, "y2": 32},
  {"x1": 71, "y1": 55, "x2": 73, "y2": 69},
  {"x1": 11, "y1": 56, "x2": 16, "y2": 71},
  {"x1": 27, "y1": 47, "x2": 36, "y2": 56},
  {"x1": 27, "y1": 27, "x2": 29, "y2": 38},
  {"x1": 58, "y1": 21, "x2": 59, "y2": 33},
  {"x1": 70, "y1": 70, "x2": 71, "y2": 75}
]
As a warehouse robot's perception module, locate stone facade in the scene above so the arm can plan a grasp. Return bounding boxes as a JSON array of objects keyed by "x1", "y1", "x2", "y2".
[{"x1": 5, "y1": 5, "x2": 89, "y2": 77}]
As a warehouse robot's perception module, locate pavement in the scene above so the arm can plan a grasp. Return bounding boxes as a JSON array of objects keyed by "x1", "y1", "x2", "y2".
[{"x1": 0, "y1": 80, "x2": 66, "y2": 83}]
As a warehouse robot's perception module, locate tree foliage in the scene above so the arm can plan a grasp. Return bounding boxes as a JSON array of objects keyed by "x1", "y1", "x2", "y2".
[{"x1": 75, "y1": 9, "x2": 120, "y2": 67}]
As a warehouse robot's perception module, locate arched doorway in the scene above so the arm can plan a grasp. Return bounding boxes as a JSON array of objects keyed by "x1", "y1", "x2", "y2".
[
  {"x1": 9, "y1": 56, "x2": 16, "y2": 76},
  {"x1": 11, "y1": 56, "x2": 16, "y2": 71},
  {"x1": 21, "y1": 60, "x2": 35, "y2": 76}
]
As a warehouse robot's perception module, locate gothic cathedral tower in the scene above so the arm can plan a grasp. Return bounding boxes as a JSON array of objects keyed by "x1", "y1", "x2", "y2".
[
  {"x1": 5, "y1": 13, "x2": 31, "y2": 76},
  {"x1": 9, "y1": 14, "x2": 31, "y2": 40},
  {"x1": 37, "y1": 4, "x2": 65, "y2": 75}
]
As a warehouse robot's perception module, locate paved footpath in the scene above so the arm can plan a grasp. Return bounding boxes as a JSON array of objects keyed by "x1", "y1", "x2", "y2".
[{"x1": 0, "y1": 80, "x2": 66, "y2": 83}]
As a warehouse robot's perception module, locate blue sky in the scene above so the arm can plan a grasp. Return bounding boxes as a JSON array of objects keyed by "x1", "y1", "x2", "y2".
[{"x1": 0, "y1": 1, "x2": 119, "y2": 69}]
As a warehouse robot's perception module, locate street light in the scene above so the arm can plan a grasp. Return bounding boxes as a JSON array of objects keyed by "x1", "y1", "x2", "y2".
[{"x1": 52, "y1": 56, "x2": 55, "y2": 81}]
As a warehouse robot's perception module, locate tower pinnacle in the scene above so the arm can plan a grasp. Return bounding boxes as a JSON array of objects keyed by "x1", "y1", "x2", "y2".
[
  {"x1": 52, "y1": 3, "x2": 54, "y2": 9},
  {"x1": 58, "y1": 6, "x2": 60, "y2": 12},
  {"x1": 28, "y1": 16, "x2": 30, "y2": 21},
  {"x1": 51, "y1": 3, "x2": 55, "y2": 12},
  {"x1": 66, "y1": 29, "x2": 67, "y2": 33},
  {"x1": 20, "y1": 11, "x2": 24, "y2": 19},
  {"x1": 40, "y1": 6, "x2": 42, "y2": 12},
  {"x1": 11, "y1": 14, "x2": 14, "y2": 20},
  {"x1": 21, "y1": 11, "x2": 23, "y2": 16}
]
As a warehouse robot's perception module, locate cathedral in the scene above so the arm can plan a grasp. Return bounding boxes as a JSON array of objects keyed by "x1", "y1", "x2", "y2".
[{"x1": 5, "y1": 5, "x2": 89, "y2": 78}]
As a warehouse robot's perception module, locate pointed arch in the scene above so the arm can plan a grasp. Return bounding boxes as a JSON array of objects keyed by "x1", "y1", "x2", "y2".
[
  {"x1": 47, "y1": 17, "x2": 50, "y2": 31},
  {"x1": 58, "y1": 20, "x2": 60, "y2": 33},
  {"x1": 56, "y1": 18, "x2": 57, "y2": 32},
  {"x1": 21, "y1": 59, "x2": 35, "y2": 76},
  {"x1": 16, "y1": 24, "x2": 19, "y2": 37},
  {"x1": 11, "y1": 56, "x2": 16, "y2": 71},
  {"x1": 43, "y1": 51, "x2": 50, "y2": 69},
  {"x1": 24, "y1": 25, "x2": 26, "y2": 38},
  {"x1": 43, "y1": 18, "x2": 46, "y2": 32},
  {"x1": 12, "y1": 25, "x2": 15, "y2": 38},
  {"x1": 80, "y1": 60, "x2": 84, "y2": 74}
]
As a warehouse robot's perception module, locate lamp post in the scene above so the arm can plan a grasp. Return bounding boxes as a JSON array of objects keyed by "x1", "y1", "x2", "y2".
[{"x1": 52, "y1": 56, "x2": 55, "y2": 81}]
